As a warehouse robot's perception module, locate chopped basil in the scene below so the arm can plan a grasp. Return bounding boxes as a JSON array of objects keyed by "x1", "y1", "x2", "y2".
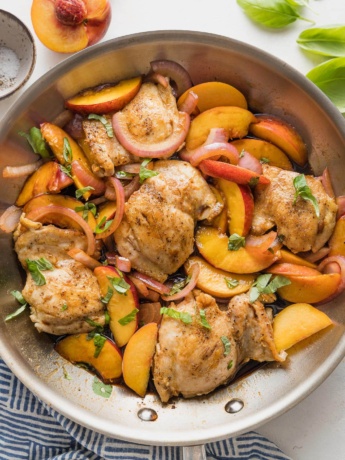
[
  {"x1": 227, "y1": 360, "x2": 234, "y2": 370},
  {"x1": 5, "y1": 290, "x2": 28, "y2": 322},
  {"x1": 221, "y1": 336, "x2": 231, "y2": 356},
  {"x1": 75, "y1": 202, "x2": 97, "y2": 221},
  {"x1": 260, "y1": 157, "x2": 270, "y2": 164},
  {"x1": 62, "y1": 367, "x2": 72, "y2": 380},
  {"x1": 10, "y1": 290, "x2": 26, "y2": 305},
  {"x1": 75, "y1": 186, "x2": 95, "y2": 199},
  {"x1": 249, "y1": 273, "x2": 291, "y2": 303},
  {"x1": 59, "y1": 164, "x2": 72, "y2": 178},
  {"x1": 168, "y1": 276, "x2": 191, "y2": 296},
  {"x1": 101, "y1": 286, "x2": 114, "y2": 304},
  {"x1": 115, "y1": 170, "x2": 134, "y2": 179},
  {"x1": 139, "y1": 159, "x2": 159, "y2": 184},
  {"x1": 88, "y1": 114, "x2": 114, "y2": 138},
  {"x1": 107, "y1": 275, "x2": 130, "y2": 295},
  {"x1": 61, "y1": 303, "x2": 68, "y2": 311},
  {"x1": 92, "y1": 333, "x2": 107, "y2": 358},
  {"x1": 63, "y1": 137, "x2": 73, "y2": 164},
  {"x1": 118, "y1": 308, "x2": 139, "y2": 326},
  {"x1": 95, "y1": 216, "x2": 113, "y2": 234},
  {"x1": 249, "y1": 176, "x2": 259, "y2": 187},
  {"x1": 18, "y1": 127, "x2": 51, "y2": 158},
  {"x1": 199, "y1": 309, "x2": 211, "y2": 329},
  {"x1": 239, "y1": 149, "x2": 245, "y2": 158},
  {"x1": 104, "y1": 310, "x2": 110, "y2": 325},
  {"x1": 228, "y1": 233, "x2": 246, "y2": 251},
  {"x1": 293, "y1": 174, "x2": 320, "y2": 217},
  {"x1": 160, "y1": 307, "x2": 193, "y2": 325},
  {"x1": 225, "y1": 278, "x2": 239, "y2": 289},
  {"x1": 92, "y1": 377, "x2": 112, "y2": 398},
  {"x1": 85, "y1": 317, "x2": 104, "y2": 329},
  {"x1": 26, "y1": 257, "x2": 53, "y2": 286}
]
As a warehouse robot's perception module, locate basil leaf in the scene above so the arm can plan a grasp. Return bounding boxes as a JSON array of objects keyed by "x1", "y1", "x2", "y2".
[
  {"x1": 260, "y1": 157, "x2": 270, "y2": 164},
  {"x1": 107, "y1": 275, "x2": 130, "y2": 295},
  {"x1": 116, "y1": 170, "x2": 134, "y2": 179},
  {"x1": 118, "y1": 308, "x2": 139, "y2": 326},
  {"x1": 10, "y1": 290, "x2": 27, "y2": 305},
  {"x1": 297, "y1": 25, "x2": 345, "y2": 57},
  {"x1": 61, "y1": 303, "x2": 68, "y2": 311},
  {"x1": 236, "y1": 0, "x2": 312, "y2": 29},
  {"x1": 160, "y1": 307, "x2": 193, "y2": 325},
  {"x1": 199, "y1": 309, "x2": 212, "y2": 330},
  {"x1": 168, "y1": 276, "x2": 191, "y2": 296},
  {"x1": 5, "y1": 304, "x2": 27, "y2": 322},
  {"x1": 95, "y1": 216, "x2": 113, "y2": 234},
  {"x1": 63, "y1": 137, "x2": 73, "y2": 163},
  {"x1": 93, "y1": 333, "x2": 107, "y2": 358},
  {"x1": 88, "y1": 114, "x2": 114, "y2": 138},
  {"x1": 228, "y1": 233, "x2": 246, "y2": 251},
  {"x1": 227, "y1": 360, "x2": 234, "y2": 370},
  {"x1": 139, "y1": 159, "x2": 159, "y2": 184},
  {"x1": 92, "y1": 377, "x2": 112, "y2": 398},
  {"x1": 19, "y1": 127, "x2": 51, "y2": 158},
  {"x1": 293, "y1": 174, "x2": 320, "y2": 217},
  {"x1": 75, "y1": 202, "x2": 97, "y2": 221},
  {"x1": 249, "y1": 273, "x2": 291, "y2": 302},
  {"x1": 221, "y1": 336, "x2": 231, "y2": 356},
  {"x1": 85, "y1": 317, "x2": 104, "y2": 329},
  {"x1": 59, "y1": 164, "x2": 72, "y2": 178},
  {"x1": 26, "y1": 258, "x2": 53, "y2": 286},
  {"x1": 306, "y1": 57, "x2": 345, "y2": 114},
  {"x1": 101, "y1": 286, "x2": 114, "y2": 304},
  {"x1": 225, "y1": 278, "x2": 240, "y2": 289},
  {"x1": 75, "y1": 186, "x2": 95, "y2": 199}
]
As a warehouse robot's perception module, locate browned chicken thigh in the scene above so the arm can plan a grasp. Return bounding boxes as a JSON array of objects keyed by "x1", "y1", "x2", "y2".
[
  {"x1": 252, "y1": 165, "x2": 337, "y2": 253},
  {"x1": 14, "y1": 220, "x2": 105, "y2": 335},
  {"x1": 153, "y1": 291, "x2": 283, "y2": 402},
  {"x1": 114, "y1": 160, "x2": 221, "y2": 282}
]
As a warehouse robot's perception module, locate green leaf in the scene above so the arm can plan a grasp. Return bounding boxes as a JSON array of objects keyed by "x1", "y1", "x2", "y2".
[
  {"x1": 297, "y1": 25, "x2": 345, "y2": 58},
  {"x1": 92, "y1": 377, "x2": 112, "y2": 398},
  {"x1": 221, "y1": 336, "x2": 231, "y2": 356},
  {"x1": 95, "y1": 216, "x2": 113, "y2": 234},
  {"x1": 236, "y1": 0, "x2": 313, "y2": 29},
  {"x1": 107, "y1": 275, "x2": 130, "y2": 295},
  {"x1": 101, "y1": 286, "x2": 114, "y2": 304},
  {"x1": 139, "y1": 159, "x2": 159, "y2": 184},
  {"x1": 88, "y1": 114, "x2": 114, "y2": 138},
  {"x1": 160, "y1": 307, "x2": 193, "y2": 325},
  {"x1": 75, "y1": 202, "x2": 97, "y2": 221},
  {"x1": 227, "y1": 360, "x2": 234, "y2": 369},
  {"x1": 293, "y1": 174, "x2": 320, "y2": 217},
  {"x1": 75, "y1": 186, "x2": 95, "y2": 199},
  {"x1": 61, "y1": 303, "x2": 68, "y2": 311},
  {"x1": 249, "y1": 273, "x2": 291, "y2": 302},
  {"x1": 306, "y1": 57, "x2": 345, "y2": 114},
  {"x1": 26, "y1": 257, "x2": 53, "y2": 286},
  {"x1": 63, "y1": 137, "x2": 73, "y2": 164},
  {"x1": 18, "y1": 127, "x2": 51, "y2": 158},
  {"x1": 168, "y1": 276, "x2": 191, "y2": 295},
  {"x1": 5, "y1": 304, "x2": 27, "y2": 322},
  {"x1": 199, "y1": 309, "x2": 212, "y2": 329},
  {"x1": 59, "y1": 164, "x2": 72, "y2": 178},
  {"x1": 118, "y1": 308, "x2": 139, "y2": 326},
  {"x1": 225, "y1": 278, "x2": 240, "y2": 289},
  {"x1": 10, "y1": 290, "x2": 27, "y2": 305},
  {"x1": 92, "y1": 333, "x2": 107, "y2": 358},
  {"x1": 228, "y1": 233, "x2": 246, "y2": 251},
  {"x1": 285, "y1": 0, "x2": 308, "y2": 6},
  {"x1": 116, "y1": 170, "x2": 134, "y2": 179}
]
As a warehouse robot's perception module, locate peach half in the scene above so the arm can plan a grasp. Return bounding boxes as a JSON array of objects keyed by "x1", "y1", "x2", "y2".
[{"x1": 273, "y1": 303, "x2": 333, "y2": 352}]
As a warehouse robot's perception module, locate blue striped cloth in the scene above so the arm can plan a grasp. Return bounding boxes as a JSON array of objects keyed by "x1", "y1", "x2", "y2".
[{"x1": 0, "y1": 358, "x2": 291, "y2": 460}]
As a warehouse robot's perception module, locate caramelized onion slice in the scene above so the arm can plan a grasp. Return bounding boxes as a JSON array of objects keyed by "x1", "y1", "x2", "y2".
[
  {"x1": 25, "y1": 205, "x2": 95, "y2": 255},
  {"x1": 318, "y1": 255, "x2": 345, "y2": 303},
  {"x1": 95, "y1": 177, "x2": 125, "y2": 240},
  {"x1": 2, "y1": 159, "x2": 43, "y2": 178},
  {"x1": 150, "y1": 60, "x2": 193, "y2": 97},
  {"x1": 162, "y1": 263, "x2": 200, "y2": 301},
  {"x1": 189, "y1": 142, "x2": 239, "y2": 167},
  {"x1": 0, "y1": 205, "x2": 22, "y2": 233},
  {"x1": 67, "y1": 248, "x2": 102, "y2": 270},
  {"x1": 131, "y1": 271, "x2": 171, "y2": 295},
  {"x1": 71, "y1": 161, "x2": 105, "y2": 196}
]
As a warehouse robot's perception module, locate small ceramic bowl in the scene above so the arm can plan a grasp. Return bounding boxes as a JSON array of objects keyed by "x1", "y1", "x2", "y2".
[{"x1": 0, "y1": 10, "x2": 36, "y2": 100}]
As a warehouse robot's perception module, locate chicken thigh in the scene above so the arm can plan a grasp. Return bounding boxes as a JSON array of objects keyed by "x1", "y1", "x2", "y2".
[
  {"x1": 14, "y1": 220, "x2": 105, "y2": 335},
  {"x1": 114, "y1": 160, "x2": 221, "y2": 282},
  {"x1": 153, "y1": 291, "x2": 283, "y2": 402},
  {"x1": 252, "y1": 165, "x2": 337, "y2": 253}
]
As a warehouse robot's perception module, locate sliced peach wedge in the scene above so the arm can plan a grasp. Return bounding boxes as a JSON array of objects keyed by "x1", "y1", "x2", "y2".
[
  {"x1": 195, "y1": 226, "x2": 281, "y2": 274},
  {"x1": 249, "y1": 114, "x2": 308, "y2": 167},
  {"x1": 177, "y1": 81, "x2": 248, "y2": 113},
  {"x1": 185, "y1": 106, "x2": 257, "y2": 151},
  {"x1": 273, "y1": 303, "x2": 333, "y2": 352},
  {"x1": 184, "y1": 256, "x2": 255, "y2": 298},
  {"x1": 328, "y1": 215, "x2": 345, "y2": 256},
  {"x1": 199, "y1": 159, "x2": 270, "y2": 186},
  {"x1": 94, "y1": 266, "x2": 139, "y2": 348},
  {"x1": 55, "y1": 333, "x2": 122, "y2": 383},
  {"x1": 65, "y1": 76, "x2": 142, "y2": 114},
  {"x1": 122, "y1": 323, "x2": 158, "y2": 398}
]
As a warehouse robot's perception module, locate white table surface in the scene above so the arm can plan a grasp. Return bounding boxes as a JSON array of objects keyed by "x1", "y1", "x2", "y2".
[{"x1": 1, "y1": 1, "x2": 345, "y2": 458}]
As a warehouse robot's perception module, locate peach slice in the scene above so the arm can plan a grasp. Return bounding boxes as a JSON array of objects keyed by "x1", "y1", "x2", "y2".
[
  {"x1": 40, "y1": 122, "x2": 103, "y2": 199},
  {"x1": 328, "y1": 216, "x2": 345, "y2": 256},
  {"x1": 31, "y1": 0, "x2": 111, "y2": 54},
  {"x1": 96, "y1": 201, "x2": 117, "y2": 226},
  {"x1": 185, "y1": 106, "x2": 257, "y2": 151},
  {"x1": 230, "y1": 138, "x2": 293, "y2": 171},
  {"x1": 55, "y1": 333, "x2": 122, "y2": 383},
  {"x1": 65, "y1": 76, "x2": 142, "y2": 114},
  {"x1": 195, "y1": 226, "x2": 281, "y2": 274},
  {"x1": 199, "y1": 160, "x2": 270, "y2": 186},
  {"x1": 273, "y1": 303, "x2": 333, "y2": 352},
  {"x1": 94, "y1": 266, "x2": 139, "y2": 347},
  {"x1": 23, "y1": 194, "x2": 97, "y2": 231},
  {"x1": 278, "y1": 249, "x2": 317, "y2": 269},
  {"x1": 184, "y1": 256, "x2": 255, "y2": 298},
  {"x1": 276, "y1": 273, "x2": 341, "y2": 303},
  {"x1": 249, "y1": 114, "x2": 308, "y2": 166},
  {"x1": 209, "y1": 185, "x2": 228, "y2": 233},
  {"x1": 15, "y1": 161, "x2": 73, "y2": 207},
  {"x1": 266, "y1": 262, "x2": 321, "y2": 277},
  {"x1": 216, "y1": 178, "x2": 254, "y2": 236},
  {"x1": 122, "y1": 323, "x2": 158, "y2": 397},
  {"x1": 177, "y1": 81, "x2": 248, "y2": 112}
]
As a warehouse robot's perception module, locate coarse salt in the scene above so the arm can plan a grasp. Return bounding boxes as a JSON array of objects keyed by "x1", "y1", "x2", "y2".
[{"x1": 0, "y1": 46, "x2": 20, "y2": 91}]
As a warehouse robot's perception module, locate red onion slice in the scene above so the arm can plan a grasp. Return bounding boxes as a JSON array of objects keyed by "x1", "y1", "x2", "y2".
[
  {"x1": 336, "y1": 195, "x2": 345, "y2": 219},
  {"x1": 71, "y1": 161, "x2": 105, "y2": 196},
  {"x1": 128, "y1": 275, "x2": 150, "y2": 298},
  {"x1": 95, "y1": 177, "x2": 125, "y2": 240},
  {"x1": 321, "y1": 167, "x2": 335, "y2": 198},
  {"x1": 67, "y1": 248, "x2": 102, "y2": 270},
  {"x1": 238, "y1": 151, "x2": 263, "y2": 174},
  {"x1": 317, "y1": 255, "x2": 345, "y2": 303},
  {"x1": 124, "y1": 175, "x2": 140, "y2": 200},
  {"x1": 115, "y1": 255, "x2": 132, "y2": 272},
  {"x1": 150, "y1": 60, "x2": 193, "y2": 97},
  {"x1": 2, "y1": 159, "x2": 43, "y2": 178},
  {"x1": 178, "y1": 91, "x2": 199, "y2": 115},
  {"x1": 162, "y1": 263, "x2": 200, "y2": 301},
  {"x1": 304, "y1": 246, "x2": 330, "y2": 263},
  {"x1": 131, "y1": 271, "x2": 171, "y2": 295},
  {"x1": 143, "y1": 72, "x2": 169, "y2": 88},
  {"x1": 189, "y1": 142, "x2": 239, "y2": 167},
  {"x1": 0, "y1": 205, "x2": 22, "y2": 233},
  {"x1": 25, "y1": 205, "x2": 95, "y2": 255}
]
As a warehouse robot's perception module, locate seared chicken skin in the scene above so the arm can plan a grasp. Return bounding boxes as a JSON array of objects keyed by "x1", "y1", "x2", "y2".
[
  {"x1": 153, "y1": 291, "x2": 283, "y2": 402},
  {"x1": 114, "y1": 160, "x2": 221, "y2": 282},
  {"x1": 252, "y1": 165, "x2": 337, "y2": 253},
  {"x1": 14, "y1": 220, "x2": 105, "y2": 335}
]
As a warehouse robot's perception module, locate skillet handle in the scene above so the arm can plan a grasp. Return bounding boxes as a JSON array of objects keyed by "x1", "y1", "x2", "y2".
[{"x1": 182, "y1": 445, "x2": 207, "y2": 460}]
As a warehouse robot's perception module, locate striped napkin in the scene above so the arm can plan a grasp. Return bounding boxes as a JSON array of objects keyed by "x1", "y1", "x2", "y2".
[{"x1": 0, "y1": 358, "x2": 290, "y2": 460}]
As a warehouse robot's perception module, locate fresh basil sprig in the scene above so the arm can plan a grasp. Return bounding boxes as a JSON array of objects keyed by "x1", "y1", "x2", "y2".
[
  {"x1": 88, "y1": 114, "x2": 114, "y2": 138},
  {"x1": 26, "y1": 258, "x2": 53, "y2": 286},
  {"x1": 249, "y1": 273, "x2": 290, "y2": 302},
  {"x1": 236, "y1": 0, "x2": 313, "y2": 29},
  {"x1": 297, "y1": 25, "x2": 345, "y2": 58},
  {"x1": 18, "y1": 127, "x2": 51, "y2": 158},
  {"x1": 293, "y1": 174, "x2": 320, "y2": 217},
  {"x1": 306, "y1": 57, "x2": 345, "y2": 114}
]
